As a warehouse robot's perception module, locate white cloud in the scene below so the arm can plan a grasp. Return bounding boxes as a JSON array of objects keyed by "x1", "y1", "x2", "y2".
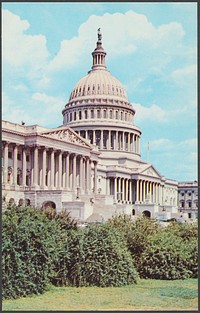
[
  {"x1": 133, "y1": 102, "x2": 167, "y2": 123},
  {"x1": 2, "y1": 9, "x2": 49, "y2": 69},
  {"x1": 31, "y1": 92, "x2": 65, "y2": 114},
  {"x1": 48, "y1": 10, "x2": 185, "y2": 71},
  {"x1": 171, "y1": 64, "x2": 197, "y2": 86}
]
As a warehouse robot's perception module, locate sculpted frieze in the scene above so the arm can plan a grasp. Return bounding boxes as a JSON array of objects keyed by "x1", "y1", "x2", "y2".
[{"x1": 40, "y1": 129, "x2": 88, "y2": 147}]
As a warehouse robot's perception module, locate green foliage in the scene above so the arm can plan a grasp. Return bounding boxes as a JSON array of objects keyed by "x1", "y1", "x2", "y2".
[
  {"x1": 137, "y1": 231, "x2": 194, "y2": 280},
  {"x1": 108, "y1": 214, "x2": 161, "y2": 261},
  {"x1": 67, "y1": 224, "x2": 138, "y2": 287},
  {"x1": 2, "y1": 205, "x2": 69, "y2": 299},
  {"x1": 165, "y1": 221, "x2": 198, "y2": 241},
  {"x1": 38, "y1": 207, "x2": 78, "y2": 231},
  {"x1": 108, "y1": 215, "x2": 198, "y2": 280}
]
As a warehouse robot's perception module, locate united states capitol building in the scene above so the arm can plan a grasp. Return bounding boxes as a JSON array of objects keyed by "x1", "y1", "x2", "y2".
[{"x1": 2, "y1": 30, "x2": 181, "y2": 222}]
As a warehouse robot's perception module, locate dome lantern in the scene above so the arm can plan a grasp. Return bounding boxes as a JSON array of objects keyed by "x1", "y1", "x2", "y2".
[{"x1": 91, "y1": 28, "x2": 107, "y2": 70}]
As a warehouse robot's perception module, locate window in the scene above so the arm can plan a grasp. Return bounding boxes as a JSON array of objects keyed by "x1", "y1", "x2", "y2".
[
  {"x1": 188, "y1": 201, "x2": 192, "y2": 208},
  {"x1": 8, "y1": 151, "x2": 12, "y2": 159},
  {"x1": 74, "y1": 112, "x2": 76, "y2": 120},
  {"x1": 26, "y1": 155, "x2": 30, "y2": 162},
  {"x1": 79, "y1": 111, "x2": 82, "y2": 120},
  {"x1": 17, "y1": 153, "x2": 21, "y2": 161},
  {"x1": 110, "y1": 110, "x2": 113, "y2": 119},
  {"x1": 188, "y1": 192, "x2": 191, "y2": 196},
  {"x1": 85, "y1": 110, "x2": 87, "y2": 119},
  {"x1": 116, "y1": 111, "x2": 118, "y2": 119},
  {"x1": 91, "y1": 110, "x2": 94, "y2": 118},
  {"x1": 103, "y1": 110, "x2": 106, "y2": 118},
  {"x1": 97, "y1": 110, "x2": 100, "y2": 118},
  {"x1": 181, "y1": 202, "x2": 184, "y2": 208}
]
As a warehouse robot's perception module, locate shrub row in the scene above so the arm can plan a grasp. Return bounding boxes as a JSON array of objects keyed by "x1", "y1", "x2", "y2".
[
  {"x1": 2, "y1": 207, "x2": 198, "y2": 299},
  {"x1": 2, "y1": 206, "x2": 138, "y2": 299},
  {"x1": 108, "y1": 215, "x2": 198, "y2": 280}
]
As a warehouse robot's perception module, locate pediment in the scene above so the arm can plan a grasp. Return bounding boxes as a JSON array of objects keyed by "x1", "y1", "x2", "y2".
[
  {"x1": 40, "y1": 127, "x2": 91, "y2": 148},
  {"x1": 140, "y1": 165, "x2": 161, "y2": 178}
]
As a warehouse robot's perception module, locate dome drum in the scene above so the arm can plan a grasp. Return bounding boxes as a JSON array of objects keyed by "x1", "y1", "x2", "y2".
[{"x1": 63, "y1": 105, "x2": 135, "y2": 125}]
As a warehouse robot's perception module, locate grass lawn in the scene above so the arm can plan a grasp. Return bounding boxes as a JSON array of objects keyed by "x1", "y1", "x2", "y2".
[{"x1": 2, "y1": 278, "x2": 198, "y2": 311}]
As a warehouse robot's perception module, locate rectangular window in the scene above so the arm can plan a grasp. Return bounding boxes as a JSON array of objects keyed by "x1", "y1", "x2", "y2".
[
  {"x1": 26, "y1": 155, "x2": 30, "y2": 162},
  {"x1": 17, "y1": 153, "x2": 21, "y2": 161},
  {"x1": 8, "y1": 151, "x2": 12, "y2": 159}
]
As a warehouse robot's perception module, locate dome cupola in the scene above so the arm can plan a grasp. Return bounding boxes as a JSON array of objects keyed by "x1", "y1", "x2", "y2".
[{"x1": 91, "y1": 28, "x2": 107, "y2": 70}]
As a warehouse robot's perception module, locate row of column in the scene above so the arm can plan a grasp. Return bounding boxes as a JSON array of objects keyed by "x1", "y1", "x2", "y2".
[
  {"x1": 77, "y1": 129, "x2": 140, "y2": 153},
  {"x1": 65, "y1": 107, "x2": 133, "y2": 124},
  {"x1": 2, "y1": 142, "x2": 98, "y2": 194},
  {"x1": 109, "y1": 177, "x2": 165, "y2": 205}
]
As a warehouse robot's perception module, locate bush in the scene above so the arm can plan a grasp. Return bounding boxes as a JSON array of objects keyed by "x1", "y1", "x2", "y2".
[
  {"x1": 108, "y1": 215, "x2": 198, "y2": 280},
  {"x1": 2, "y1": 205, "x2": 70, "y2": 299},
  {"x1": 67, "y1": 224, "x2": 138, "y2": 287},
  {"x1": 108, "y1": 214, "x2": 161, "y2": 265},
  {"x1": 38, "y1": 206, "x2": 78, "y2": 231},
  {"x1": 137, "y1": 231, "x2": 194, "y2": 280}
]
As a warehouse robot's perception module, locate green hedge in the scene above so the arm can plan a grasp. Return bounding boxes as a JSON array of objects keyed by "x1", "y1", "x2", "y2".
[
  {"x1": 108, "y1": 214, "x2": 198, "y2": 280},
  {"x1": 2, "y1": 206, "x2": 69, "y2": 299},
  {"x1": 137, "y1": 231, "x2": 193, "y2": 279},
  {"x1": 67, "y1": 224, "x2": 138, "y2": 287}
]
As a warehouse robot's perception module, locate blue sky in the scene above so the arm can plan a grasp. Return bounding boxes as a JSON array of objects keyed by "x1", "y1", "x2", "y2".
[{"x1": 2, "y1": 2, "x2": 197, "y2": 182}]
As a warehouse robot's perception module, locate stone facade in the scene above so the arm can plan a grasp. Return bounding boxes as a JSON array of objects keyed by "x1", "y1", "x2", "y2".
[
  {"x1": 178, "y1": 181, "x2": 198, "y2": 219},
  {"x1": 2, "y1": 30, "x2": 179, "y2": 221}
]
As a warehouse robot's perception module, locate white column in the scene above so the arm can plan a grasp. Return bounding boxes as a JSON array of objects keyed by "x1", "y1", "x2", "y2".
[
  {"x1": 22, "y1": 146, "x2": 26, "y2": 186},
  {"x1": 88, "y1": 160, "x2": 92, "y2": 192},
  {"x1": 149, "y1": 182, "x2": 152, "y2": 203},
  {"x1": 93, "y1": 161, "x2": 98, "y2": 194},
  {"x1": 13, "y1": 144, "x2": 18, "y2": 186},
  {"x1": 107, "y1": 130, "x2": 111, "y2": 149},
  {"x1": 82, "y1": 157, "x2": 85, "y2": 192},
  {"x1": 114, "y1": 177, "x2": 117, "y2": 201},
  {"x1": 122, "y1": 178, "x2": 125, "y2": 202},
  {"x1": 3, "y1": 142, "x2": 8, "y2": 184},
  {"x1": 115, "y1": 131, "x2": 118, "y2": 150},
  {"x1": 42, "y1": 148, "x2": 46, "y2": 188},
  {"x1": 85, "y1": 157, "x2": 89, "y2": 193},
  {"x1": 126, "y1": 179, "x2": 128, "y2": 202},
  {"x1": 100, "y1": 130, "x2": 103, "y2": 149},
  {"x1": 58, "y1": 151, "x2": 62, "y2": 189},
  {"x1": 129, "y1": 180, "x2": 132, "y2": 203},
  {"x1": 136, "y1": 180, "x2": 139, "y2": 202},
  {"x1": 50, "y1": 149, "x2": 55, "y2": 188},
  {"x1": 33, "y1": 145, "x2": 38, "y2": 187},
  {"x1": 72, "y1": 154, "x2": 77, "y2": 190},
  {"x1": 143, "y1": 181, "x2": 146, "y2": 203},
  {"x1": 65, "y1": 153, "x2": 69, "y2": 190},
  {"x1": 140, "y1": 180, "x2": 143, "y2": 202},
  {"x1": 128, "y1": 133, "x2": 130, "y2": 151},
  {"x1": 79, "y1": 155, "x2": 83, "y2": 190},
  {"x1": 118, "y1": 177, "x2": 121, "y2": 201}
]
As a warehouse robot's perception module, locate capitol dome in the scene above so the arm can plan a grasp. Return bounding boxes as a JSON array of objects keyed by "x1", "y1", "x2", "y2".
[
  {"x1": 64, "y1": 28, "x2": 131, "y2": 109},
  {"x1": 62, "y1": 29, "x2": 141, "y2": 157}
]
